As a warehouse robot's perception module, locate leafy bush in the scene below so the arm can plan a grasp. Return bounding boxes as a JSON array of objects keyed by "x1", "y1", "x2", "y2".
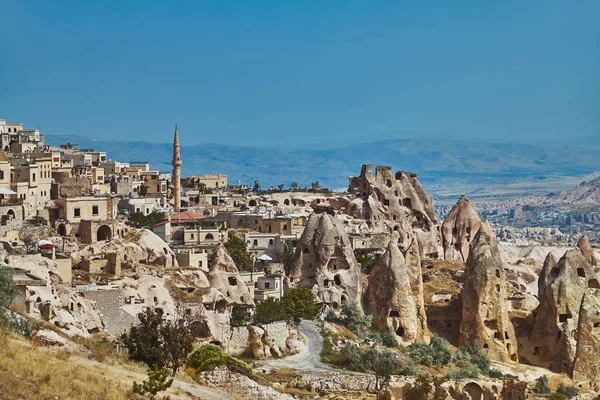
[
  {"x1": 533, "y1": 375, "x2": 551, "y2": 394},
  {"x1": 354, "y1": 248, "x2": 382, "y2": 274},
  {"x1": 452, "y1": 341, "x2": 490, "y2": 375},
  {"x1": 488, "y1": 368, "x2": 504, "y2": 378},
  {"x1": 126, "y1": 211, "x2": 165, "y2": 229},
  {"x1": 254, "y1": 297, "x2": 288, "y2": 325},
  {"x1": 380, "y1": 331, "x2": 399, "y2": 347},
  {"x1": 325, "y1": 301, "x2": 372, "y2": 339},
  {"x1": 188, "y1": 344, "x2": 255, "y2": 379},
  {"x1": 408, "y1": 335, "x2": 452, "y2": 366},
  {"x1": 556, "y1": 383, "x2": 579, "y2": 399},
  {"x1": 446, "y1": 364, "x2": 481, "y2": 379}
]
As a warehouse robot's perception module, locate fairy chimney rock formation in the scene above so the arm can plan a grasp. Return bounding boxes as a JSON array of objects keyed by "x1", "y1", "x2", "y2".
[
  {"x1": 289, "y1": 212, "x2": 362, "y2": 310},
  {"x1": 208, "y1": 244, "x2": 254, "y2": 306},
  {"x1": 441, "y1": 195, "x2": 482, "y2": 262},
  {"x1": 347, "y1": 165, "x2": 443, "y2": 258},
  {"x1": 367, "y1": 232, "x2": 430, "y2": 344},
  {"x1": 577, "y1": 235, "x2": 598, "y2": 267},
  {"x1": 529, "y1": 249, "x2": 598, "y2": 372},
  {"x1": 538, "y1": 252, "x2": 557, "y2": 298},
  {"x1": 459, "y1": 222, "x2": 518, "y2": 362},
  {"x1": 573, "y1": 290, "x2": 600, "y2": 391}
]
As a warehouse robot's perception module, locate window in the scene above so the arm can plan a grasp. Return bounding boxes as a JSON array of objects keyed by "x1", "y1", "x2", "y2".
[
  {"x1": 32, "y1": 173, "x2": 36, "y2": 182},
  {"x1": 92, "y1": 206, "x2": 99, "y2": 215},
  {"x1": 74, "y1": 208, "x2": 81, "y2": 217},
  {"x1": 269, "y1": 239, "x2": 274, "y2": 245},
  {"x1": 0, "y1": 171, "x2": 4, "y2": 180},
  {"x1": 253, "y1": 239, "x2": 258, "y2": 246}
]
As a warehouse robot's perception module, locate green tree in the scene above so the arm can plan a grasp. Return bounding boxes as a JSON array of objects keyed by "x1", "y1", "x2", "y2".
[
  {"x1": 132, "y1": 366, "x2": 173, "y2": 400},
  {"x1": 364, "y1": 348, "x2": 397, "y2": 390},
  {"x1": 122, "y1": 308, "x2": 194, "y2": 376},
  {"x1": 254, "y1": 298, "x2": 288, "y2": 324},
  {"x1": 290, "y1": 181, "x2": 299, "y2": 190},
  {"x1": 338, "y1": 301, "x2": 372, "y2": 339},
  {"x1": 534, "y1": 375, "x2": 551, "y2": 394},
  {"x1": 282, "y1": 240, "x2": 296, "y2": 275},
  {"x1": 224, "y1": 233, "x2": 253, "y2": 270},
  {"x1": 188, "y1": 344, "x2": 255, "y2": 379},
  {"x1": 311, "y1": 181, "x2": 321, "y2": 189},
  {"x1": 139, "y1": 184, "x2": 149, "y2": 197},
  {"x1": 282, "y1": 287, "x2": 320, "y2": 324},
  {"x1": 122, "y1": 309, "x2": 165, "y2": 369},
  {"x1": 160, "y1": 314, "x2": 194, "y2": 376},
  {"x1": 127, "y1": 211, "x2": 165, "y2": 229},
  {"x1": 277, "y1": 184, "x2": 284, "y2": 192}
]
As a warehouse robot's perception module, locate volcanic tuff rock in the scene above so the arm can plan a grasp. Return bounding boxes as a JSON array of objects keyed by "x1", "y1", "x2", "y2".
[
  {"x1": 459, "y1": 222, "x2": 518, "y2": 363},
  {"x1": 441, "y1": 195, "x2": 482, "y2": 262},
  {"x1": 577, "y1": 235, "x2": 598, "y2": 267},
  {"x1": 289, "y1": 212, "x2": 362, "y2": 310},
  {"x1": 346, "y1": 165, "x2": 443, "y2": 259},
  {"x1": 529, "y1": 249, "x2": 598, "y2": 373},
  {"x1": 573, "y1": 290, "x2": 600, "y2": 391},
  {"x1": 366, "y1": 232, "x2": 429, "y2": 344},
  {"x1": 208, "y1": 244, "x2": 254, "y2": 306}
]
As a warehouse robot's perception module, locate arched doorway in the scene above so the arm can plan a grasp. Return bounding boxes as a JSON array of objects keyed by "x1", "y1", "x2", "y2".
[
  {"x1": 6, "y1": 209, "x2": 15, "y2": 220},
  {"x1": 463, "y1": 382, "x2": 483, "y2": 400},
  {"x1": 97, "y1": 225, "x2": 112, "y2": 241},
  {"x1": 248, "y1": 199, "x2": 257, "y2": 207},
  {"x1": 190, "y1": 320, "x2": 211, "y2": 338},
  {"x1": 57, "y1": 224, "x2": 67, "y2": 236}
]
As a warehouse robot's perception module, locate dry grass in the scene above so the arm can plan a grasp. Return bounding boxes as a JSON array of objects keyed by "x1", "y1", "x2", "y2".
[{"x1": 0, "y1": 335, "x2": 135, "y2": 400}]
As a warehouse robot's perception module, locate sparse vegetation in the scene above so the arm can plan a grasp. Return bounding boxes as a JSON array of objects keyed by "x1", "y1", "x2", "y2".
[
  {"x1": 325, "y1": 301, "x2": 372, "y2": 339},
  {"x1": 132, "y1": 366, "x2": 173, "y2": 400},
  {"x1": 556, "y1": 383, "x2": 579, "y2": 399},
  {"x1": 533, "y1": 375, "x2": 551, "y2": 394}
]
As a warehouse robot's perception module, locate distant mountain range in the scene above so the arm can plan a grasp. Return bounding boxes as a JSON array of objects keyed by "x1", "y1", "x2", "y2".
[{"x1": 45, "y1": 134, "x2": 600, "y2": 197}]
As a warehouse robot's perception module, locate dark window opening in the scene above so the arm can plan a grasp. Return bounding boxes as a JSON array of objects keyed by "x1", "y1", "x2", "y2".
[
  {"x1": 577, "y1": 268, "x2": 586, "y2": 278},
  {"x1": 228, "y1": 277, "x2": 237, "y2": 286},
  {"x1": 334, "y1": 274, "x2": 341, "y2": 285},
  {"x1": 396, "y1": 326, "x2": 405, "y2": 337},
  {"x1": 559, "y1": 313, "x2": 572, "y2": 323},
  {"x1": 389, "y1": 310, "x2": 400, "y2": 318}
]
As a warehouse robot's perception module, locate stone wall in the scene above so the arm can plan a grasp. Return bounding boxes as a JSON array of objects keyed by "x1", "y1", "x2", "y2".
[
  {"x1": 263, "y1": 321, "x2": 291, "y2": 349},
  {"x1": 200, "y1": 366, "x2": 294, "y2": 400},
  {"x1": 81, "y1": 289, "x2": 138, "y2": 334}
]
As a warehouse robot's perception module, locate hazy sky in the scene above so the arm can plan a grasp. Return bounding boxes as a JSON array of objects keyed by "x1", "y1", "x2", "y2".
[{"x1": 1, "y1": 1, "x2": 598, "y2": 146}]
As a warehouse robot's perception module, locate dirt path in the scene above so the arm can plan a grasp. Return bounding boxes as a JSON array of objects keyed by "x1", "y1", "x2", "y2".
[{"x1": 258, "y1": 320, "x2": 347, "y2": 373}]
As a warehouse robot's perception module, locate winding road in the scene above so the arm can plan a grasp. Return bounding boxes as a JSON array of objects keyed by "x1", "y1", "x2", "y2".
[{"x1": 258, "y1": 320, "x2": 342, "y2": 373}]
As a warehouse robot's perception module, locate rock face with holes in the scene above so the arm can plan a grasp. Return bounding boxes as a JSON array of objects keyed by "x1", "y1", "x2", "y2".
[
  {"x1": 459, "y1": 222, "x2": 518, "y2": 362},
  {"x1": 208, "y1": 244, "x2": 254, "y2": 306},
  {"x1": 366, "y1": 232, "x2": 430, "y2": 344},
  {"x1": 346, "y1": 165, "x2": 443, "y2": 259},
  {"x1": 529, "y1": 249, "x2": 598, "y2": 372},
  {"x1": 71, "y1": 228, "x2": 178, "y2": 269},
  {"x1": 573, "y1": 289, "x2": 600, "y2": 391},
  {"x1": 289, "y1": 211, "x2": 362, "y2": 310},
  {"x1": 441, "y1": 195, "x2": 482, "y2": 262},
  {"x1": 578, "y1": 235, "x2": 598, "y2": 267}
]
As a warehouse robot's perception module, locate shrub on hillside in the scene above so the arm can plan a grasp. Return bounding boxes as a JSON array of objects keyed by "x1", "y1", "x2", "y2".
[
  {"x1": 188, "y1": 344, "x2": 255, "y2": 379},
  {"x1": 533, "y1": 375, "x2": 551, "y2": 394},
  {"x1": 556, "y1": 383, "x2": 579, "y2": 399},
  {"x1": 408, "y1": 335, "x2": 452, "y2": 366}
]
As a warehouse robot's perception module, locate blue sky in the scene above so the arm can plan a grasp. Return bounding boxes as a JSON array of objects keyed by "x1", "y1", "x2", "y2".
[{"x1": 1, "y1": 1, "x2": 598, "y2": 146}]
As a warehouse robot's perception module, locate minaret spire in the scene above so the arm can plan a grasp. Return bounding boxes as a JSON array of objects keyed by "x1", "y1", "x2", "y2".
[{"x1": 172, "y1": 124, "x2": 182, "y2": 212}]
